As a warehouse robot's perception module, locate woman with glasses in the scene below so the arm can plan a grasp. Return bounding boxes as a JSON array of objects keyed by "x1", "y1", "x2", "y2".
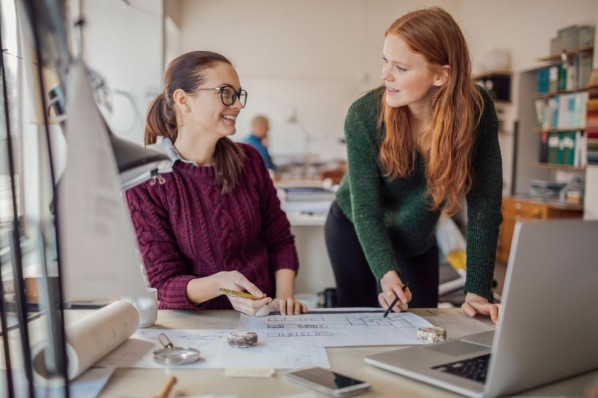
[
  {"x1": 126, "y1": 51, "x2": 306, "y2": 315},
  {"x1": 325, "y1": 7, "x2": 502, "y2": 323}
]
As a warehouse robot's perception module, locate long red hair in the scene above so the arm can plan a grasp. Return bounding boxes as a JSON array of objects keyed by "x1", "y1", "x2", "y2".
[{"x1": 379, "y1": 7, "x2": 483, "y2": 214}]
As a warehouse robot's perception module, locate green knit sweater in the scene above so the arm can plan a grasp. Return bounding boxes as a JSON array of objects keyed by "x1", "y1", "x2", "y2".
[{"x1": 336, "y1": 87, "x2": 502, "y2": 301}]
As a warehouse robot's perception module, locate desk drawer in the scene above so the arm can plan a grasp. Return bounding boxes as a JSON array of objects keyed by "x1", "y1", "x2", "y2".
[{"x1": 502, "y1": 200, "x2": 547, "y2": 220}]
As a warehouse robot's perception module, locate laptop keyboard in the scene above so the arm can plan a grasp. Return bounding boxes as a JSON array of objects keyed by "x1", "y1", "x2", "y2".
[{"x1": 431, "y1": 354, "x2": 491, "y2": 383}]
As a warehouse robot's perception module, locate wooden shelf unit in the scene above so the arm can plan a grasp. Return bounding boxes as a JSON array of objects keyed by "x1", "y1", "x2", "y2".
[
  {"x1": 537, "y1": 45, "x2": 594, "y2": 62},
  {"x1": 497, "y1": 197, "x2": 584, "y2": 264}
]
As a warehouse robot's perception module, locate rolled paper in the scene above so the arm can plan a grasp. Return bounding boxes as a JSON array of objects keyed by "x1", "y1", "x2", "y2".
[{"x1": 32, "y1": 300, "x2": 139, "y2": 386}]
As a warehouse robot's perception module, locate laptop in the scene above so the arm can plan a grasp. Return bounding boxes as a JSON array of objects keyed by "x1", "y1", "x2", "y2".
[{"x1": 365, "y1": 219, "x2": 598, "y2": 397}]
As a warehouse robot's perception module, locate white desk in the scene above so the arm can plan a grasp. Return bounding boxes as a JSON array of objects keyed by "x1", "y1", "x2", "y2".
[
  {"x1": 51, "y1": 309, "x2": 597, "y2": 397},
  {"x1": 283, "y1": 202, "x2": 336, "y2": 296}
]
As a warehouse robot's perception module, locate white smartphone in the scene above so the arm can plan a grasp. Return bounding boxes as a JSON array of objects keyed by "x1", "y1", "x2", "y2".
[{"x1": 285, "y1": 367, "x2": 371, "y2": 397}]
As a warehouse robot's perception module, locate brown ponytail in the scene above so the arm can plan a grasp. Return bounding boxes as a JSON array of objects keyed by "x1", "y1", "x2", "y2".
[
  {"x1": 145, "y1": 93, "x2": 177, "y2": 145},
  {"x1": 214, "y1": 138, "x2": 245, "y2": 193},
  {"x1": 147, "y1": 51, "x2": 246, "y2": 192}
]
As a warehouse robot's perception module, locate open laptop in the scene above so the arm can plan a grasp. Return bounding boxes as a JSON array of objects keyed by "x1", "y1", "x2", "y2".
[{"x1": 365, "y1": 219, "x2": 598, "y2": 397}]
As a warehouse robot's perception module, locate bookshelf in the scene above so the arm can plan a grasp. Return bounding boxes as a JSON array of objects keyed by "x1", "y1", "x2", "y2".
[
  {"x1": 536, "y1": 45, "x2": 593, "y2": 63},
  {"x1": 474, "y1": 72, "x2": 512, "y2": 103},
  {"x1": 507, "y1": 41, "x2": 593, "y2": 196},
  {"x1": 533, "y1": 46, "x2": 593, "y2": 172},
  {"x1": 534, "y1": 162, "x2": 586, "y2": 172}
]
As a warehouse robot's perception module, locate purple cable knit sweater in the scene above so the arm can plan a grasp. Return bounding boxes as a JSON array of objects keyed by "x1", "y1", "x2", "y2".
[{"x1": 126, "y1": 143, "x2": 299, "y2": 310}]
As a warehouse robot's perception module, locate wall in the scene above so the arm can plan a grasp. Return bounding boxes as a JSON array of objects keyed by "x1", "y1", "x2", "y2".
[
  {"x1": 175, "y1": 0, "x2": 598, "y2": 179},
  {"x1": 177, "y1": 0, "x2": 459, "y2": 161},
  {"x1": 459, "y1": 0, "x2": 598, "y2": 194},
  {"x1": 78, "y1": 0, "x2": 598, "y2": 197},
  {"x1": 81, "y1": 0, "x2": 163, "y2": 144}
]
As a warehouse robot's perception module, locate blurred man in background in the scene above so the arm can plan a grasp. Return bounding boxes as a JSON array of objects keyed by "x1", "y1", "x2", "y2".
[{"x1": 245, "y1": 115, "x2": 276, "y2": 171}]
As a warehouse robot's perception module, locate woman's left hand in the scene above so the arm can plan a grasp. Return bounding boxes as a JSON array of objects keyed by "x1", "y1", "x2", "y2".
[
  {"x1": 461, "y1": 292, "x2": 500, "y2": 324},
  {"x1": 274, "y1": 297, "x2": 308, "y2": 315}
]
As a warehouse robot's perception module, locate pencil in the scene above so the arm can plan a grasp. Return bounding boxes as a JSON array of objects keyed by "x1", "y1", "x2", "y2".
[
  {"x1": 219, "y1": 288, "x2": 261, "y2": 300},
  {"x1": 154, "y1": 375, "x2": 177, "y2": 398},
  {"x1": 383, "y1": 283, "x2": 409, "y2": 318}
]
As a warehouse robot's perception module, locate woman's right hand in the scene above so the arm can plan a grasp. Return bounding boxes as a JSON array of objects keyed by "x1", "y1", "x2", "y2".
[
  {"x1": 217, "y1": 271, "x2": 272, "y2": 316},
  {"x1": 378, "y1": 270, "x2": 412, "y2": 312}
]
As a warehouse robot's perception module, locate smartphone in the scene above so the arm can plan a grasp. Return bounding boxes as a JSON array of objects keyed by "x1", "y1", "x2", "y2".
[{"x1": 285, "y1": 367, "x2": 371, "y2": 397}]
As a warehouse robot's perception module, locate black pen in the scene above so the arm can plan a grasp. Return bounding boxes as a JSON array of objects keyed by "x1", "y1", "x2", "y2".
[{"x1": 383, "y1": 282, "x2": 409, "y2": 318}]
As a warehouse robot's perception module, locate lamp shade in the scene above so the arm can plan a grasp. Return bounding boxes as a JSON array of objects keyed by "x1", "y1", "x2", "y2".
[
  {"x1": 48, "y1": 88, "x2": 172, "y2": 190},
  {"x1": 111, "y1": 133, "x2": 172, "y2": 191}
]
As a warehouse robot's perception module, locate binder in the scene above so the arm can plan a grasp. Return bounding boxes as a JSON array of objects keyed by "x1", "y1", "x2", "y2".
[
  {"x1": 547, "y1": 133, "x2": 560, "y2": 164},
  {"x1": 536, "y1": 67, "x2": 550, "y2": 93},
  {"x1": 562, "y1": 131, "x2": 576, "y2": 166},
  {"x1": 549, "y1": 66, "x2": 559, "y2": 92},
  {"x1": 556, "y1": 132, "x2": 565, "y2": 165},
  {"x1": 551, "y1": 96, "x2": 559, "y2": 129},
  {"x1": 539, "y1": 131, "x2": 549, "y2": 163},
  {"x1": 557, "y1": 64, "x2": 567, "y2": 91}
]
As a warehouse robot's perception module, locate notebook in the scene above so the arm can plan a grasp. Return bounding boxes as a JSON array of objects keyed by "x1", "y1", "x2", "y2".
[{"x1": 365, "y1": 219, "x2": 598, "y2": 397}]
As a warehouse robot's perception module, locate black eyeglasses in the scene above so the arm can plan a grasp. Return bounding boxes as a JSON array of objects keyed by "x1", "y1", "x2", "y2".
[{"x1": 196, "y1": 85, "x2": 248, "y2": 108}]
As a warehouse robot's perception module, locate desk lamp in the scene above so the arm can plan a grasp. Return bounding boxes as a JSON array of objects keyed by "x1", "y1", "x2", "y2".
[
  {"x1": 285, "y1": 107, "x2": 313, "y2": 178},
  {"x1": 48, "y1": 84, "x2": 172, "y2": 191}
]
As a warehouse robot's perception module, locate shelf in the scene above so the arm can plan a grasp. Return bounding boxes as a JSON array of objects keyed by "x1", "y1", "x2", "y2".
[
  {"x1": 537, "y1": 45, "x2": 594, "y2": 62},
  {"x1": 534, "y1": 162, "x2": 586, "y2": 172},
  {"x1": 473, "y1": 71, "x2": 512, "y2": 79},
  {"x1": 535, "y1": 86, "x2": 591, "y2": 99},
  {"x1": 532, "y1": 127, "x2": 586, "y2": 133}
]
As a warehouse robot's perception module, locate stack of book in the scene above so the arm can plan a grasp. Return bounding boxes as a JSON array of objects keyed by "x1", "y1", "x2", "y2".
[
  {"x1": 277, "y1": 186, "x2": 335, "y2": 215},
  {"x1": 278, "y1": 187, "x2": 336, "y2": 202}
]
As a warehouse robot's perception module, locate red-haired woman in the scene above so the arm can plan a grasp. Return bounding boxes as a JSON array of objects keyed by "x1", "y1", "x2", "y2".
[{"x1": 325, "y1": 7, "x2": 502, "y2": 323}]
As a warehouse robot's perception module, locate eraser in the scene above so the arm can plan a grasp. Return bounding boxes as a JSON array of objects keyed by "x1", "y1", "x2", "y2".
[
  {"x1": 417, "y1": 327, "x2": 447, "y2": 343},
  {"x1": 227, "y1": 330, "x2": 258, "y2": 348}
]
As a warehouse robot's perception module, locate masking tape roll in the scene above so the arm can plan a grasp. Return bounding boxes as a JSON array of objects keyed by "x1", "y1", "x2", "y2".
[
  {"x1": 417, "y1": 327, "x2": 447, "y2": 343},
  {"x1": 227, "y1": 331, "x2": 258, "y2": 348}
]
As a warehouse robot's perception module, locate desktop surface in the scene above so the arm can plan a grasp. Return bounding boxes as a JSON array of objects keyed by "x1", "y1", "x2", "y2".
[
  {"x1": 89, "y1": 309, "x2": 596, "y2": 398},
  {"x1": 6, "y1": 308, "x2": 596, "y2": 397}
]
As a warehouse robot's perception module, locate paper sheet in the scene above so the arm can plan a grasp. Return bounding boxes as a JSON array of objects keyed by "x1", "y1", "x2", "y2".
[
  {"x1": 59, "y1": 61, "x2": 148, "y2": 301},
  {"x1": 31, "y1": 301, "x2": 139, "y2": 386},
  {"x1": 2, "y1": 366, "x2": 115, "y2": 398},
  {"x1": 97, "y1": 328, "x2": 330, "y2": 369},
  {"x1": 238, "y1": 309, "x2": 433, "y2": 347}
]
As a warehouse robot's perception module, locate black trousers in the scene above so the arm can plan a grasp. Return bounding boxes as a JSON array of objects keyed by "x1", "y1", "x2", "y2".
[{"x1": 325, "y1": 200, "x2": 439, "y2": 308}]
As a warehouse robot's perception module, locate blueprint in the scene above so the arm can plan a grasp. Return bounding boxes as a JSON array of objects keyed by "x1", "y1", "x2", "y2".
[
  {"x1": 238, "y1": 309, "x2": 433, "y2": 347},
  {"x1": 97, "y1": 329, "x2": 330, "y2": 369}
]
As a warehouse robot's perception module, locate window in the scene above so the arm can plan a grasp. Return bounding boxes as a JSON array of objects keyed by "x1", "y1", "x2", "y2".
[{"x1": 0, "y1": 0, "x2": 21, "y2": 234}]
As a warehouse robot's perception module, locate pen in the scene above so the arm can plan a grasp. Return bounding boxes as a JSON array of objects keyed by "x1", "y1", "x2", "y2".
[
  {"x1": 383, "y1": 283, "x2": 409, "y2": 318},
  {"x1": 219, "y1": 288, "x2": 261, "y2": 300}
]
